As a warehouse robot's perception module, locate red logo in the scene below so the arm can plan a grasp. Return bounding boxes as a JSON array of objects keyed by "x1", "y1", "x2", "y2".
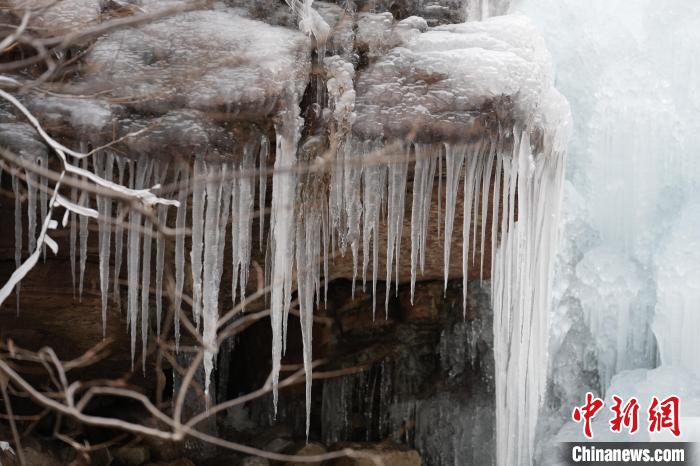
[
  {"x1": 572, "y1": 392, "x2": 605, "y2": 439},
  {"x1": 648, "y1": 395, "x2": 681, "y2": 437},
  {"x1": 572, "y1": 393, "x2": 682, "y2": 438},
  {"x1": 609, "y1": 395, "x2": 640, "y2": 434}
]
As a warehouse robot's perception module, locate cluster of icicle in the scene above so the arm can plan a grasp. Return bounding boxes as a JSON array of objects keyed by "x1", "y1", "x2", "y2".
[{"x1": 5, "y1": 118, "x2": 567, "y2": 448}]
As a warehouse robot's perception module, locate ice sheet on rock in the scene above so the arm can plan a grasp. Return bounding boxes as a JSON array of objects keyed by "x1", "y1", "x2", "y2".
[
  {"x1": 515, "y1": 2, "x2": 700, "y2": 461},
  {"x1": 85, "y1": 9, "x2": 312, "y2": 116},
  {"x1": 355, "y1": 13, "x2": 395, "y2": 58},
  {"x1": 353, "y1": 15, "x2": 553, "y2": 142},
  {"x1": 654, "y1": 199, "x2": 700, "y2": 376},
  {"x1": 465, "y1": 0, "x2": 512, "y2": 21},
  {"x1": 491, "y1": 91, "x2": 571, "y2": 466},
  {"x1": 575, "y1": 246, "x2": 655, "y2": 391}
]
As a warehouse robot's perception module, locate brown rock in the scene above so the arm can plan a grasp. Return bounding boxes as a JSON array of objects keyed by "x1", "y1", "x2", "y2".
[
  {"x1": 145, "y1": 459, "x2": 195, "y2": 466},
  {"x1": 284, "y1": 442, "x2": 327, "y2": 466},
  {"x1": 112, "y1": 446, "x2": 150, "y2": 465},
  {"x1": 328, "y1": 444, "x2": 421, "y2": 466},
  {"x1": 240, "y1": 457, "x2": 269, "y2": 466}
]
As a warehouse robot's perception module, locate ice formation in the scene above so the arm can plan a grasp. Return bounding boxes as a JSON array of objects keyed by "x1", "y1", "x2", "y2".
[
  {"x1": 1, "y1": 5, "x2": 574, "y2": 464},
  {"x1": 515, "y1": 0, "x2": 700, "y2": 462}
]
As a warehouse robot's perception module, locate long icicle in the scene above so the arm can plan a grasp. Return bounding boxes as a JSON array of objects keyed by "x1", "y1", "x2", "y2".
[
  {"x1": 113, "y1": 157, "x2": 127, "y2": 312},
  {"x1": 442, "y1": 144, "x2": 467, "y2": 291},
  {"x1": 190, "y1": 158, "x2": 206, "y2": 331},
  {"x1": 202, "y1": 161, "x2": 226, "y2": 398},
  {"x1": 77, "y1": 156, "x2": 90, "y2": 301},
  {"x1": 97, "y1": 152, "x2": 114, "y2": 337},
  {"x1": 173, "y1": 164, "x2": 189, "y2": 349},
  {"x1": 270, "y1": 103, "x2": 301, "y2": 413},
  {"x1": 154, "y1": 161, "x2": 170, "y2": 337}
]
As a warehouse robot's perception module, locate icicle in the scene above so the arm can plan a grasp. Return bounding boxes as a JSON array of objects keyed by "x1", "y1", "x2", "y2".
[
  {"x1": 173, "y1": 164, "x2": 189, "y2": 349},
  {"x1": 492, "y1": 101, "x2": 570, "y2": 466},
  {"x1": 11, "y1": 174, "x2": 22, "y2": 313},
  {"x1": 258, "y1": 136, "x2": 269, "y2": 252},
  {"x1": 69, "y1": 183, "x2": 77, "y2": 298},
  {"x1": 419, "y1": 145, "x2": 438, "y2": 275},
  {"x1": 341, "y1": 140, "x2": 363, "y2": 298},
  {"x1": 202, "y1": 161, "x2": 227, "y2": 397},
  {"x1": 295, "y1": 191, "x2": 322, "y2": 438},
  {"x1": 362, "y1": 147, "x2": 386, "y2": 317},
  {"x1": 230, "y1": 162, "x2": 240, "y2": 306},
  {"x1": 127, "y1": 158, "x2": 152, "y2": 366},
  {"x1": 190, "y1": 158, "x2": 206, "y2": 331},
  {"x1": 384, "y1": 145, "x2": 409, "y2": 314},
  {"x1": 409, "y1": 144, "x2": 437, "y2": 303},
  {"x1": 25, "y1": 167, "x2": 37, "y2": 254},
  {"x1": 270, "y1": 103, "x2": 301, "y2": 413},
  {"x1": 461, "y1": 145, "x2": 481, "y2": 316},
  {"x1": 217, "y1": 165, "x2": 232, "y2": 274},
  {"x1": 442, "y1": 144, "x2": 467, "y2": 291},
  {"x1": 236, "y1": 144, "x2": 256, "y2": 303},
  {"x1": 78, "y1": 156, "x2": 90, "y2": 301},
  {"x1": 97, "y1": 152, "x2": 114, "y2": 337},
  {"x1": 362, "y1": 146, "x2": 387, "y2": 296},
  {"x1": 480, "y1": 140, "x2": 495, "y2": 281},
  {"x1": 490, "y1": 152, "x2": 503, "y2": 286},
  {"x1": 141, "y1": 214, "x2": 152, "y2": 372},
  {"x1": 322, "y1": 195, "x2": 330, "y2": 305},
  {"x1": 113, "y1": 157, "x2": 127, "y2": 312},
  {"x1": 155, "y1": 161, "x2": 170, "y2": 337},
  {"x1": 437, "y1": 147, "x2": 443, "y2": 241}
]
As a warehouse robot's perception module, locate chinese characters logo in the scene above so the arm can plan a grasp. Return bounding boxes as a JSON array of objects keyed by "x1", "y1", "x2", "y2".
[{"x1": 572, "y1": 392, "x2": 681, "y2": 439}]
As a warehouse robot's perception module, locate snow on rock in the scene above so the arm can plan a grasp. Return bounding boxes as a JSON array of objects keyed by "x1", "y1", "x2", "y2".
[
  {"x1": 24, "y1": 96, "x2": 116, "y2": 134},
  {"x1": 83, "y1": 9, "x2": 312, "y2": 116},
  {"x1": 6, "y1": 0, "x2": 100, "y2": 33},
  {"x1": 347, "y1": 0, "x2": 511, "y2": 25},
  {"x1": 353, "y1": 14, "x2": 553, "y2": 142}
]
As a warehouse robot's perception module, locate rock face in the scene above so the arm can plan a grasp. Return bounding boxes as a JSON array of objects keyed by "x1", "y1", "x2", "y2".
[{"x1": 228, "y1": 279, "x2": 495, "y2": 466}]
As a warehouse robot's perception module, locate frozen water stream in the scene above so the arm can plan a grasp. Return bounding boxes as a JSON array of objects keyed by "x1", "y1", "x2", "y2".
[{"x1": 515, "y1": 0, "x2": 700, "y2": 459}]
